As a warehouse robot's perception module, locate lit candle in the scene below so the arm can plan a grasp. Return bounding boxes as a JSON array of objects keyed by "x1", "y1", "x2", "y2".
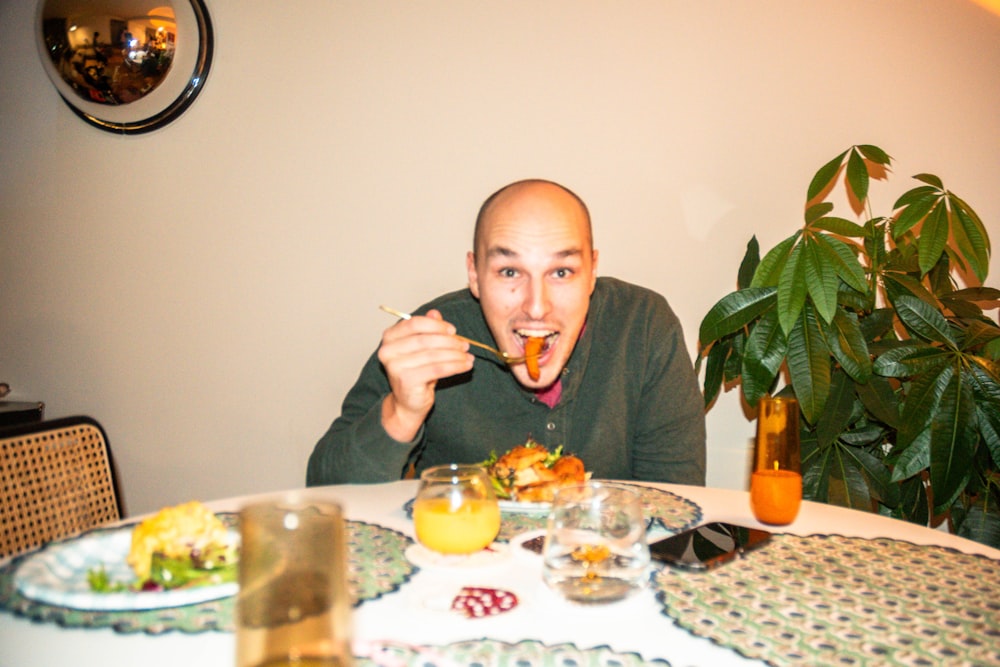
[
  {"x1": 750, "y1": 396, "x2": 802, "y2": 525},
  {"x1": 750, "y1": 463, "x2": 802, "y2": 525}
]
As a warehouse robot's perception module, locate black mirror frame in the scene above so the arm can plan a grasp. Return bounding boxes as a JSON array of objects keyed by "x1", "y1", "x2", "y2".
[{"x1": 35, "y1": 0, "x2": 214, "y2": 134}]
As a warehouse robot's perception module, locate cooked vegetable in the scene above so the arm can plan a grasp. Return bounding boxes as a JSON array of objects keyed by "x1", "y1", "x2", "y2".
[{"x1": 525, "y1": 336, "x2": 545, "y2": 380}]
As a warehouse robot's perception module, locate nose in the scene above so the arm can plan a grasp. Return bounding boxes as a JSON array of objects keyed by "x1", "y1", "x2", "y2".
[{"x1": 523, "y1": 277, "x2": 551, "y2": 321}]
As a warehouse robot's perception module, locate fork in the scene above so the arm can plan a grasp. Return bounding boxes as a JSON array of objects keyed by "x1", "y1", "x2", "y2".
[{"x1": 379, "y1": 305, "x2": 535, "y2": 365}]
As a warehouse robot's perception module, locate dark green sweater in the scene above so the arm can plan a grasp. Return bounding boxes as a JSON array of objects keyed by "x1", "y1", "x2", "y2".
[{"x1": 307, "y1": 277, "x2": 706, "y2": 486}]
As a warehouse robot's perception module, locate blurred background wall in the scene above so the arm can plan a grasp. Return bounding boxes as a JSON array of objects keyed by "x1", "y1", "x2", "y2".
[{"x1": 2, "y1": 0, "x2": 998, "y2": 515}]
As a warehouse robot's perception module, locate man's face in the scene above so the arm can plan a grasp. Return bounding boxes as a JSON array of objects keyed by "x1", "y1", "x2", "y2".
[{"x1": 467, "y1": 183, "x2": 598, "y2": 389}]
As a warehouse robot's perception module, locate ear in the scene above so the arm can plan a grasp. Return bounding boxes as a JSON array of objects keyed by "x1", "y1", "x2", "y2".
[
  {"x1": 466, "y1": 251, "x2": 481, "y2": 298},
  {"x1": 589, "y1": 249, "x2": 600, "y2": 293}
]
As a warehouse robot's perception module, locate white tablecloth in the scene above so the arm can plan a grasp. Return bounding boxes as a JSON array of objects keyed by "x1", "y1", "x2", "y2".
[{"x1": 1, "y1": 480, "x2": 998, "y2": 667}]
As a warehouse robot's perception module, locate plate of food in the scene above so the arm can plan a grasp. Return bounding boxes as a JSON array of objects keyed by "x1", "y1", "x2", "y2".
[
  {"x1": 14, "y1": 501, "x2": 239, "y2": 611},
  {"x1": 482, "y1": 438, "x2": 590, "y2": 513}
]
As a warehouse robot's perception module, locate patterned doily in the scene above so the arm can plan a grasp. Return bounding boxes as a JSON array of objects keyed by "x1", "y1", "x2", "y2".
[
  {"x1": 653, "y1": 533, "x2": 1000, "y2": 666},
  {"x1": 355, "y1": 638, "x2": 671, "y2": 666},
  {"x1": 406, "y1": 484, "x2": 702, "y2": 542},
  {"x1": 0, "y1": 517, "x2": 415, "y2": 634}
]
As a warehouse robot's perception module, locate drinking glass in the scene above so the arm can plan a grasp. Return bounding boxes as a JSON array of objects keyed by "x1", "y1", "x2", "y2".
[
  {"x1": 750, "y1": 395, "x2": 803, "y2": 525},
  {"x1": 412, "y1": 464, "x2": 500, "y2": 555},
  {"x1": 542, "y1": 482, "x2": 650, "y2": 604},
  {"x1": 236, "y1": 494, "x2": 353, "y2": 667}
]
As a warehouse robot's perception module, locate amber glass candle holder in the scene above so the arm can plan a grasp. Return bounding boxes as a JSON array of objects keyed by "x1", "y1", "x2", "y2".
[{"x1": 750, "y1": 395, "x2": 802, "y2": 525}]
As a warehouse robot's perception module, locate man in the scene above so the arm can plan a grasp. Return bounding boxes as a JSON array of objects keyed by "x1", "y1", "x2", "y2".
[{"x1": 307, "y1": 179, "x2": 706, "y2": 486}]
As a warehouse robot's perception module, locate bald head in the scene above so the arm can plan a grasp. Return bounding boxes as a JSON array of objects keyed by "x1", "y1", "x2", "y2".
[{"x1": 473, "y1": 180, "x2": 592, "y2": 257}]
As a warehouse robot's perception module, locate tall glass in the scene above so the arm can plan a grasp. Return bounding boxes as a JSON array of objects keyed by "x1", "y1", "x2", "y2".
[
  {"x1": 542, "y1": 482, "x2": 650, "y2": 604},
  {"x1": 750, "y1": 395, "x2": 802, "y2": 525},
  {"x1": 236, "y1": 494, "x2": 353, "y2": 667},
  {"x1": 412, "y1": 464, "x2": 500, "y2": 555}
]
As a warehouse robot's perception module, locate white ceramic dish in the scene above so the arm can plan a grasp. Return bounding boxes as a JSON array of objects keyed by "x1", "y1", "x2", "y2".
[
  {"x1": 13, "y1": 525, "x2": 238, "y2": 611},
  {"x1": 497, "y1": 499, "x2": 551, "y2": 514}
]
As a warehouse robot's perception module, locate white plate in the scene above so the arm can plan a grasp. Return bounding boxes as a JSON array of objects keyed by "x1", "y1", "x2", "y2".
[
  {"x1": 13, "y1": 525, "x2": 238, "y2": 611},
  {"x1": 498, "y1": 499, "x2": 552, "y2": 515}
]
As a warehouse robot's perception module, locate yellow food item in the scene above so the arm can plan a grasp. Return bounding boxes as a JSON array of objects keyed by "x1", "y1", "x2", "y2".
[{"x1": 127, "y1": 501, "x2": 230, "y2": 580}]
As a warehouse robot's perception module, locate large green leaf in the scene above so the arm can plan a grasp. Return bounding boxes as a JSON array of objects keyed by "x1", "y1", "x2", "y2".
[
  {"x1": 894, "y1": 294, "x2": 957, "y2": 347},
  {"x1": 962, "y1": 319, "x2": 1000, "y2": 352},
  {"x1": 802, "y1": 437, "x2": 833, "y2": 503},
  {"x1": 929, "y1": 370, "x2": 976, "y2": 514},
  {"x1": 816, "y1": 234, "x2": 867, "y2": 292},
  {"x1": 841, "y1": 445, "x2": 894, "y2": 504},
  {"x1": 806, "y1": 149, "x2": 848, "y2": 202},
  {"x1": 917, "y1": 200, "x2": 951, "y2": 277},
  {"x1": 857, "y1": 144, "x2": 891, "y2": 166},
  {"x1": 828, "y1": 449, "x2": 874, "y2": 510},
  {"x1": 856, "y1": 376, "x2": 902, "y2": 429},
  {"x1": 976, "y1": 400, "x2": 1000, "y2": 470},
  {"x1": 950, "y1": 192, "x2": 991, "y2": 253},
  {"x1": 891, "y1": 427, "x2": 931, "y2": 482},
  {"x1": 814, "y1": 369, "x2": 856, "y2": 449},
  {"x1": 897, "y1": 362, "x2": 955, "y2": 449},
  {"x1": 895, "y1": 476, "x2": 930, "y2": 526},
  {"x1": 803, "y1": 237, "x2": 839, "y2": 324},
  {"x1": 778, "y1": 241, "x2": 808, "y2": 335},
  {"x1": 811, "y1": 216, "x2": 866, "y2": 237},
  {"x1": 873, "y1": 344, "x2": 949, "y2": 378},
  {"x1": 913, "y1": 173, "x2": 944, "y2": 189},
  {"x1": 892, "y1": 188, "x2": 940, "y2": 237},
  {"x1": 805, "y1": 203, "x2": 834, "y2": 224},
  {"x1": 839, "y1": 422, "x2": 887, "y2": 446},
  {"x1": 698, "y1": 288, "x2": 776, "y2": 345},
  {"x1": 845, "y1": 149, "x2": 869, "y2": 206},
  {"x1": 956, "y1": 504, "x2": 1000, "y2": 550},
  {"x1": 786, "y1": 303, "x2": 831, "y2": 424},
  {"x1": 860, "y1": 308, "x2": 895, "y2": 343},
  {"x1": 883, "y1": 273, "x2": 938, "y2": 309},
  {"x1": 700, "y1": 337, "x2": 730, "y2": 407},
  {"x1": 724, "y1": 331, "x2": 745, "y2": 382},
  {"x1": 752, "y1": 234, "x2": 799, "y2": 288},
  {"x1": 825, "y1": 309, "x2": 872, "y2": 382},
  {"x1": 952, "y1": 203, "x2": 990, "y2": 282},
  {"x1": 741, "y1": 309, "x2": 786, "y2": 406},
  {"x1": 737, "y1": 237, "x2": 760, "y2": 290}
]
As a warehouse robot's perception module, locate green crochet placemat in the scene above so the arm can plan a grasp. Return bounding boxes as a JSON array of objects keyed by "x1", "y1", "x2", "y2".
[
  {"x1": 0, "y1": 517, "x2": 415, "y2": 634},
  {"x1": 653, "y1": 533, "x2": 1000, "y2": 666}
]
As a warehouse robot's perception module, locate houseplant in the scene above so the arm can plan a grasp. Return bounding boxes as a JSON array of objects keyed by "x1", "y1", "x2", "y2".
[{"x1": 697, "y1": 145, "x2": 1000, "y2": 546}]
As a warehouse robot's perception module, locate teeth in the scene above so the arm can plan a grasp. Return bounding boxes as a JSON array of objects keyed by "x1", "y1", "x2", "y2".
[{"x1": 516, "y1": 329, "x2": 554, "y2": 338}]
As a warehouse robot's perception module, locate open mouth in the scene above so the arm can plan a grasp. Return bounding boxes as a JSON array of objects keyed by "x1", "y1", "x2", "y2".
[{"x1": 514, "y1": 329, "x2": 559, "y2": 356}]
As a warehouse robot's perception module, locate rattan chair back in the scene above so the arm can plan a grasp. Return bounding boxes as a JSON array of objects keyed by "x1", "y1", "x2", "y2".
[{"x1": 0, "y1": 416, "x2": 122, "y2": 558}]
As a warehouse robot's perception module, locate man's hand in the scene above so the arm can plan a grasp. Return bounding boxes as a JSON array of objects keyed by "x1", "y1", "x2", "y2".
[{"x1": 378, "y1": 309, "x2": 473, "y2": 442}]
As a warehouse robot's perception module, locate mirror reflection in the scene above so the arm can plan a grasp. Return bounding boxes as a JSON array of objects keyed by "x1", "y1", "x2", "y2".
[{"x1": 40, "y1": 0, "x2": 178, "y2": 105}]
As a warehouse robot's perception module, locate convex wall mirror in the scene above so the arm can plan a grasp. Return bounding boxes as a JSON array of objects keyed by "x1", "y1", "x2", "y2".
[{"x1": 36, "y1": 0, "x2": 213, "y2": 134}]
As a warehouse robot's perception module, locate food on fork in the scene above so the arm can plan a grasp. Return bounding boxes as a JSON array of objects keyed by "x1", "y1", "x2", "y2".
[
  {"x1": 482, "y1": 438, "x2": 589, "y2": 502},
  {"x1": 88, "y1": 500, "x2": 238, "y2": 593},
  {"x1": 524, "y1": 335, "x2": 546, "y2": 380}
]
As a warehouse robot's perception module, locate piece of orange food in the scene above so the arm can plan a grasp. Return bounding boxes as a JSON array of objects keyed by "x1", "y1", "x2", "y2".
[
  {"x1": 483, "y1": 438, "x2": 589, "y2": 502},
  {"x1": 524, "y1": 336, "x2": 545, "y2": 380}
]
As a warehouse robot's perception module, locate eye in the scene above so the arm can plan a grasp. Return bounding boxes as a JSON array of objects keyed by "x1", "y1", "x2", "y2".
[
  {"x1": 500, "y1": 268, "x2": 518, "y2": 278},
  {"x1": 553, "y1": 268, "x2": 574, "y2": 279}
]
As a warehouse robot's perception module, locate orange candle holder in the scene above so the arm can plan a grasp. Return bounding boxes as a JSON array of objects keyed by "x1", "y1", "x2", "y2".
[{"x1": 750, "y1": 395, "x2": 802, "y2": 525}]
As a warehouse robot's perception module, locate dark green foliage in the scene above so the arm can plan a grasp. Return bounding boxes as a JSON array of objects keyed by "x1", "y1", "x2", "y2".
[{"x1": 697, "y1": 145, "x2": 1000, "y2": 546}]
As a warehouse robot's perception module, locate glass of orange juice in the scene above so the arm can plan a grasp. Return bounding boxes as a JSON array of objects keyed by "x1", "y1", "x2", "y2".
[
  {"x1": 412, "y1": 464, "x2": 500, "y2": 555},
  {"x1": 750, "y1": 395, "x2": 802, "y2": 525}
]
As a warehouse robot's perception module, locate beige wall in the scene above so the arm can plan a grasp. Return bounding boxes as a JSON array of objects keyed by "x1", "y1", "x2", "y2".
[{"x1": 2, "y1": 1, "x2": 998, "y2": 515}]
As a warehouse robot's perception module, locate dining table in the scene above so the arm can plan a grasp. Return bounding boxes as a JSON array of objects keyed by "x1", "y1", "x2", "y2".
[{"x1": 1, "y1": 479, "x2": 998, "y2": 667}]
